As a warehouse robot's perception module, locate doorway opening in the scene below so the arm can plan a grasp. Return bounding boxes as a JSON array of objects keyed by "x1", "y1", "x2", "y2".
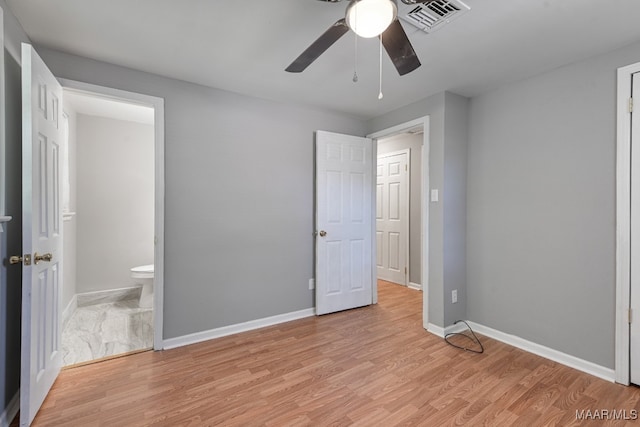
[
  {"x1": 368, "y1": 117, "x2": 430, "y2": 327},
  {"x1": 58, "y1": 81, "x2": 165, "y2": 366}
]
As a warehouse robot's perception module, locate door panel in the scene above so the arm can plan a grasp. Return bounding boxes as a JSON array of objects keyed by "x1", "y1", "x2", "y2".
[
  {"x1": 20, "y1": 43, "x2": 63, "y2": 426},
  {"x1": 376, "y1": 151, "x2": 409, "y2": 285},
  {"x1": 316, "y1": 131, "x2": 373, "y2": 315}
]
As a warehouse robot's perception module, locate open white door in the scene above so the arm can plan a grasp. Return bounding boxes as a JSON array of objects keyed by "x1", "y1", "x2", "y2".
[
  {"x1": 316, "y1": 131, "x2": 373, "y2": 315},
  {"x1": 631, "y1": 72, "x2": 640, "y2": 385},
  {"x1": 20, "y1": 43, "x2": 63, "y2": 426},
  {"x1": 376, "y1": 151, "x2": 409, "y2": 286}
]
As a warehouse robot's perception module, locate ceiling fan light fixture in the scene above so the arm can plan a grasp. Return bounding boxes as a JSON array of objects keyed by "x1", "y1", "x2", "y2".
[{"x1": 346, "y1": 0, "x2": 397, "y2": 38}]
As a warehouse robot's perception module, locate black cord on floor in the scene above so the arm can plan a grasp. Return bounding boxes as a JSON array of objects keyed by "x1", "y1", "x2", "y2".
[{"x1": 444, "y1": 320, "x2": 484, "y2": 354}]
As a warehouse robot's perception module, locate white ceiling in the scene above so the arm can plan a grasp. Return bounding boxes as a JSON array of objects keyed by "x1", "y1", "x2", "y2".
[{"x1": 7, "y1": 0, "x2": 640, "y2": 119}]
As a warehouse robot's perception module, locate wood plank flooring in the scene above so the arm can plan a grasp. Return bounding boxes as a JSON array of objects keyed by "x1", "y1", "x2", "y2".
[{"x1": 19, "y1": 281, "x2": 640, "y2": 426}]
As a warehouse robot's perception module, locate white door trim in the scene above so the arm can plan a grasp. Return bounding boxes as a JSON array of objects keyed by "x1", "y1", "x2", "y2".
[
  {"x1": 58, "y1": 78, "x2": 166, "y2": 350},
  {"x1": 368, "y1": 116, "x2": 430, "y2": 328},
  {"x1": 615, "y1": 62, "x2": 640, "y2": 385},
  {"x1": 377, "y1": 148, "x2": 410, "y2": 285}
]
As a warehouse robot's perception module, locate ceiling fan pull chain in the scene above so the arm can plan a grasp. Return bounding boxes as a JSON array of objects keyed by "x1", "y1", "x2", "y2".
[
  {"x1": 353, "y1": 26, "x2": 359, "y2": 83},
  {"x1": 378, "y1": 33, "x2": 384, "y2": 100}
]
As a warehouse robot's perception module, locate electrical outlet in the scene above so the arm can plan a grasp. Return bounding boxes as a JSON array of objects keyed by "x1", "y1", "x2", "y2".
[
  {"x1": 452, "y1": 290, "x2": 458, "y2": 304},
  {"x1": 309, "y1": 278, "x2": 315, "y2": 290}
]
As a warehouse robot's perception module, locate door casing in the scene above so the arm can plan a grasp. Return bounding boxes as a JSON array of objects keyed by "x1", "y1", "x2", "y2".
[{"x1": 630, "y1": 72, "x2": 640, "y2": 385}]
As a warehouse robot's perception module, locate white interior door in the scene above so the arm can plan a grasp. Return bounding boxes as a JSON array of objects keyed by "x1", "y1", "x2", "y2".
[
  {"x1": 20, "y1": 43, "x2": 64, "y2": 426},
  {"x1": 316, "y1": 130, "x2": 373, "y2": 315},
  {"x1": 631, "y1": 72, "x2": 640, "y2": 385},
  {"x1": 376, "y1": 151, "x2": 409, "y2": 285}
]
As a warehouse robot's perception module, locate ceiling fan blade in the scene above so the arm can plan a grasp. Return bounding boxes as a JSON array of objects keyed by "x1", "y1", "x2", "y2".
[
  {"x1": 380, "y1": 20, "x2": 421, "y2": 76},
  {"x1": 285, "y1": 19, "x2": 350, "y2": 73}
]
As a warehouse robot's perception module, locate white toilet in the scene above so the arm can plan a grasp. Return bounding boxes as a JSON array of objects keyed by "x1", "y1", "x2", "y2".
[{"x1": 131, "y1": 264, "x2": 154, "y2": 308}]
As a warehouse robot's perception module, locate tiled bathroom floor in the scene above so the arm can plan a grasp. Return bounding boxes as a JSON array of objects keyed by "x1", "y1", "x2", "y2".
[{"x1": 62, "y1": 299, "x2": 153, "y2": 366}]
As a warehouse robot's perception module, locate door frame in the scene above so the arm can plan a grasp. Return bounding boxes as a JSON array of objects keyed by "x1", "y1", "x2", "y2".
[
  {"x1": 615, "y1": 62, "x2": 640, "y2": 385},
  {"x1": 368, "y1": 116, "x2": 430, "y2": 328},
  {"x1": 59, "y1": 78, "x2": 166, "y2": 350},
  {"x1": 376, "y1": 148, "x2": 410, "y2": 286}
]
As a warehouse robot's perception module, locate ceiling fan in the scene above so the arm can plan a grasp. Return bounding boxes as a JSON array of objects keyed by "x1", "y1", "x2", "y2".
[{"x1": 285, "y1": 0, "x2": 438, "y2": 76}]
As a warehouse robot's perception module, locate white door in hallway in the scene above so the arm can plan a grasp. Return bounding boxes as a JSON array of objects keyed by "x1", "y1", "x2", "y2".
[
  {"x1": 631, "y1": 71, "x2": 640, "y2": 385},
  {"x1": 315, "y1": 131, "x2": 373, "y2": 315},
  {"x1": 20, "y1": 43, "x2": 64, "y2": 426},
  {"x1": 376, "y1": 151, "x2": 409, "y2": 286}
]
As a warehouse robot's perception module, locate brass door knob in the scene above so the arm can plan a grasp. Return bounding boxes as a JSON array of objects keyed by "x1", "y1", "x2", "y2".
[
  {"x1": 319, "y1": 230, "x2": 327, "y2": 237},
  {"x1": 34, "y1": 252, "x2": 53, "y2": 265}
]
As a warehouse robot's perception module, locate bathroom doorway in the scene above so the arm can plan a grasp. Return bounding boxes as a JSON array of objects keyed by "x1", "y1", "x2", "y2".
[{"x1": 59, "y1": 82, "x2": 164, "y2": 366}]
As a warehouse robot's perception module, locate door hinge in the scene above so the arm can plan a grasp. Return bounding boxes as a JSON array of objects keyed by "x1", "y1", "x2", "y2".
[
  {"x1": 629, "y1": 308, "x2": 633, "y2": 324},
  {"x1": 405, "y1": 267, "x2": 408, "y2": 275},
  {"x1": 405, "y1": 164, "x2": 408, "y2": 172},
  {"x1": 630, "y1": 97, "x2": 634, "y2": 113}
]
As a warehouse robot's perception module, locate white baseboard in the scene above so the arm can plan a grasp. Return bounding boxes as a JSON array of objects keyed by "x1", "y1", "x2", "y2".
[
  {"x1": 164, "y1": 308, "x2": 316, "y2": 350},
  {"x1": 408, "y1": 282, "x2": 422, "y2": 291},
  {"x1": 427, "y1": 321, "x2": 615, "y2": 382},
  {"x1": 465, "y1": 321, "x2": 616, "y2": 383},
  {"x1": 76, "y1": 286, "x2": 141, "y2": 307},
  {"x1": 0, "y1": 390, "x2": 19, "y2": 427},
  {"x1": 426, "y1": 323, "x2": 445, "y2": 337},
  {"x1": 426, "y1": 322, "x2": 466, "y2": 338}
]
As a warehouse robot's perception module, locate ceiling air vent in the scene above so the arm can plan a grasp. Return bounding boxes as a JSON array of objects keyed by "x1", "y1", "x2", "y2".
[{"x1": 399, "y1": 0, "x2": 470, "y2": 34}]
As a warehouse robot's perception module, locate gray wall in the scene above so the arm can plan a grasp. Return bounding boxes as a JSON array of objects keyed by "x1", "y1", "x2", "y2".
[
  {"x1": 35, "y1": 46, "x2": 367, "y2": 339},
  {"x1": 0, "y1": 0, "x2": 29, "y2": 419},
  {"x1": 467, "y1": 39, "x2": 640, "y2": 369},
  {"x1": 377, "y1": 133, "x2": 422, "y2": 285},
  {"x1": 76, "y1": 114, "x2": 154, "y2": 293}
]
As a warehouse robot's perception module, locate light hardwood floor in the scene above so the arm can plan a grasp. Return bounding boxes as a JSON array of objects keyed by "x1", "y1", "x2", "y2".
[{"x1": 17, "y1": 280, "x2": 640, "y2": 426}]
